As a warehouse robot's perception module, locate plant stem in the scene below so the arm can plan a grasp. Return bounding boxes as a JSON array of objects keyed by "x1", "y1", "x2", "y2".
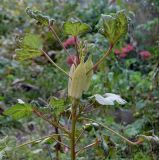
[
  {"x1": 54, "y1": 119, "x2": 62, "y2": 160},
  {"x1": 82, "y1": 117, "x2": 142, "y2": 145},
  {"x1": 74, "y1": 36, "x2": 78, "y2": 56},
  {"x1": 70, "y1": 99, "x2": 78, "y2": 160},
  {"x1": 87, "y1": 44, "x2": 113, "y2": 75},
  {"x1": 41, "y1": 49, "x2": 71, "y2": 79},
  {"x1": 48, "y1": 25, "x2": 78, "y2": 67},
  {"x1": 49, "y1": 25, "x2": 70, "y2": 56}
]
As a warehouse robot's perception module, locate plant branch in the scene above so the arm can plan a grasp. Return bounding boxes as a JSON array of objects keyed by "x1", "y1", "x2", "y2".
[
  {"x1": 74, "y1": 36, "x2": 78, "y2": 56},
  {"x1": 33, "y1": 109, "x2": 70, "y2": 135},
  {"x1": 52, "y1": 136, "x2": 70, "y2": 149},
  {"x1": 16, "y1": 133, "x2": 68, "y2": 149},
  {"x1": 75, "y1": 129, "x2": 85, "y2": 145},
  {"x1": 41, "y1": 49, "x2": 71, "y2": 79},
  {"x1": 81, "y1": 117, "x2": 142, "y2": 145},
  {"x1": 48, "y1": 25, "x2": 70, "y2": 56},
  {"x1": 87, "y1": 44, "x2": 114, "y2": 75},
  {"x1": 76, "y1": 139, "x2": 99, "y2": 156}
]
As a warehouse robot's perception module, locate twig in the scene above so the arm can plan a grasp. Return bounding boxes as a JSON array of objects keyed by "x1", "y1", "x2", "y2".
[
  {"x1": 75, "y1": 129, "x2": 85, "y2": 144},
  {"x1": 16, "y1": 133, "x2": 67, "y2": 149},
  {"x1": 33, "y1": 109, "x2": 70, "y2": 135},
  {"x1": 87, "y1": 45, "x2": 113, "y2": 75},
  {"x1": 52, "y1": 136, "x2": 70, "y2": 149},
  {"x1": 74, "y1": 36, "x2": 78, "y2": 56},
  {"x1": 41, "y1": 49, "x2": 71, "y2": 79},
  {"x1": 76, "y1": 139, "x2": 99, "y2": 156},
  {"x1": 48, "y1": 25, "x2": 78, "y2": 67},
  {"x1": 81, "y1": 117, "x2": 142, "y2": 145},
  {"x1": 48, "y1": 25, "x2": 70, "y2": 56}
]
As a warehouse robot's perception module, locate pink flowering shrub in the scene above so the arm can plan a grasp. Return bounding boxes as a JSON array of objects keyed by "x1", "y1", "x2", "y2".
[
  {"x1": 114, "y1": 44, "x2": 134, "y2": 58},
  {"x1": 139, "y1": 51, "x2": 151, "y2": 59},
  {"x1": 63, "y1": 36, "x2": 77, "y2": 48}
]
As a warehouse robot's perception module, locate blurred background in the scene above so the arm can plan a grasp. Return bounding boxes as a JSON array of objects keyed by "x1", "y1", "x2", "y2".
[{"x1": 0, "y1": 0, "x2": 159, "y2": 159}]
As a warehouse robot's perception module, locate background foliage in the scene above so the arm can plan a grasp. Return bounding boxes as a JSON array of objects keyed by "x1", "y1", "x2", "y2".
[{"x1": 0, "y1": 0, "x2": 159, "y2": 159}]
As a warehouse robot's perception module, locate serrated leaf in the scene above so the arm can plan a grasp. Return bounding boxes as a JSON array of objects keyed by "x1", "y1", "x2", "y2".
[
  {"x1": 16, "y1": 48, "x2": 42, "y2": 61},
  {"x1": 22, "y1": 34, "x2": 43, "y2": 49},
  {"x1": 16, "y1": 34, "x2": 43, "y2": 61},
  {"x1": 4, "y1": 103, "x2": 33, "y2": 120},
  {"x1": 99, "y1": 15, "x2": 116, "y2": 44},
  {"x1": 115, "y1": 10, "x2": 128, "y2": 42},
  {"x1": 63, "y1": 21, "x2": 91, "y2": 36},
  {"x1": 99, "y1": 10, "x2": 128, "y2": 44},
  {"x1": 26, "y1": 7, "x2": 55, "y2": 26},
  {"x1": 49, "y1": 97, "x2": 65, "y2": 116}
]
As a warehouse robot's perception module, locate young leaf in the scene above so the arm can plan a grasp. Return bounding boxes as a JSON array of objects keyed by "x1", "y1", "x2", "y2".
[
  {"x1": 22, "y1": 34, "x2": 43, "y2": 49},
  {"x1": 4, "y1": 103, "x2": 33, "y2": 120},
  {"x1": 16, "y1": 34, "x2": 43, "y2": 61},
  {"x1": 26, "y1": 7, "x2": 55, "y2": 26},
  {"x1": 99, "y1": 10, "x2": 128, "y2": 44},
  {"x1": 63, "y1": 21, "x2": 91, "y2": 36},
  {"x1": 99, "y1": 15, "x2": 116, "y2": 44},
  {"x1": 115, "y1": 10, "x2": 128, "y2": 43}
]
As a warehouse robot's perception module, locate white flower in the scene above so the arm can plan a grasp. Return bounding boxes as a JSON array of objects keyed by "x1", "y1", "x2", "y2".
[
  {"x1": 93, "y1": 93, "x2": 127, "y2": 105},
  {"x1": 17, "y1": 99, "x2": 25, "y2": 104}
]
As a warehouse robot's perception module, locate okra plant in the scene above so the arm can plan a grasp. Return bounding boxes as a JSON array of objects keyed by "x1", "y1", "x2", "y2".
[{"x1": 4, "y1": 8, "x2": 144, "y2": 160}]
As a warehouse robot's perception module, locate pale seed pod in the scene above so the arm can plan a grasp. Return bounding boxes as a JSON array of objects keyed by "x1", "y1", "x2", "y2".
[
  {"x1": 84, "y1": 56, "x2": 93, "y2": 91},
  {"x1": 69, "y1": 61, "x2": 86, "y2": 99},
  {"x1": 68, "y1": 64, "x2": 76, "y2": 97}
]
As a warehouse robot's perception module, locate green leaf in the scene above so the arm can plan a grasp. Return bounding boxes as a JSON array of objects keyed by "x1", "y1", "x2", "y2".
[
  {"x1": 26, "y1": 7, "x2": 55, "y2": 26},
  {"x1": 124, "y1": 119, "x2": 146, "y2": 136},
  {"x1": 49, "y1": 97, "x2": 65, "y2": 116},
  {"x1": 99, "y1": 15, "x2": 116, "y2": 44},
  {"x1": 22, "y1": 34, "x2": 43, "y2": 49},
  {"x1": 115, "y1": 10, "x2": 128, "y2": 42},
  {"x1": 16, "y1": 48, "x2": 42, "y2": 61},
  {"x1": 99, "y1": 10, "x2": 128, "y2": 44},
  {"x1": 63, "y1": 21, "x2": 91, "y2": 36},
  {"x1": 16, "y1": 34, "x2": 43, "y2": 61},
  {"x1": 4, "y1": 103, "x2": 33, "y2": 120}
]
